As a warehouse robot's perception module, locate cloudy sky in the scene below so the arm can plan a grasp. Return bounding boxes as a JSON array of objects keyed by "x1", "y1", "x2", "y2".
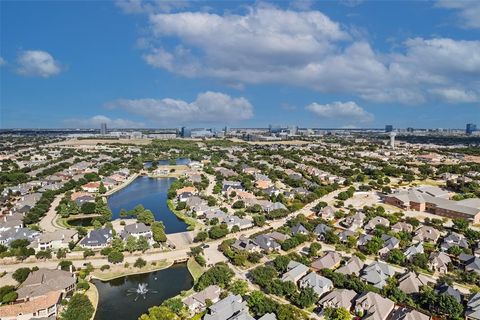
[{"x1": 1, "y1": 0, "x2": 479, "y2": 128}]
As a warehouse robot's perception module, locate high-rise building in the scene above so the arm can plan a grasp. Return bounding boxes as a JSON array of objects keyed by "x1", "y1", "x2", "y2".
[
  {"x1": 389, "y1": 132, "x2": 396, "y2": 149},
  {"x1": 385, "y1": 125, "x2": 393, "y2": 133},
  {"x1": 406, "y1": 127, "x2": 414, "y2": 133},
  {"x1": 287, "y1": 125, "x2": 298, "y2": 135},
  {"x1": 466, "y1": 123, "x2": 477, "y2": 135},
  {"x1": 181, "y1": 127, "x2": 191, "y2": 138},
  {"x1": 100, "y1": 123, "x2": 107, "y2": 135}
]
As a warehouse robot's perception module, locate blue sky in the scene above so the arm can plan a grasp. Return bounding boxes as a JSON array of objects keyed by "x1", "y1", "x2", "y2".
[{"x1": 1, "y1": 0, "x2": 479, "y2": 129}]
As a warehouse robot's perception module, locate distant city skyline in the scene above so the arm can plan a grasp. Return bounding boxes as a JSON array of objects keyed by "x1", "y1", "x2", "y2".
[{"x1": 1, "y1": 0, "x2": 480, "y2": 129}]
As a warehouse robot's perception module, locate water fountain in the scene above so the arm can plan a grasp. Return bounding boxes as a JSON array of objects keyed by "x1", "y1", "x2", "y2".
[{"x1": 126, "y1": 283, "x2": 158, "y2": 301}]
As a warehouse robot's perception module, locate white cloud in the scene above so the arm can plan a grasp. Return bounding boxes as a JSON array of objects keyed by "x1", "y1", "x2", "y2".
[
  {"x1": 16, "y1": 50, "x2": 62, "y2": 78},
  {"x1": 134, "y1": 4, "x2": 480, "y2": 105},
  {"x1": 429, "y1": 88, "x2": 478, "y2": 103},
  {"x1": 105, "y1": 91, "x2": 253, "y2": 125},
  {"x1": 116, "y1": 0, "x2": 189, "y2": 14},
  {"x1": 306, "y1": 101, "x2": 374, "y2": 123},
  {"x1": 63, "y1": 115, "x2": 145, "y2": 128},
  {"x1": 0, "y1": 57, "x2": 6, "y2": 66},
  {"x1": 436, "y1": 0, "x2": 480, "y2": 29}
]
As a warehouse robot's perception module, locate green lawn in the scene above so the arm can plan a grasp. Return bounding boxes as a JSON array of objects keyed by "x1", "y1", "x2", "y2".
[{"x1": 187, "y1": 257, "x2": 204, "y2": 282}]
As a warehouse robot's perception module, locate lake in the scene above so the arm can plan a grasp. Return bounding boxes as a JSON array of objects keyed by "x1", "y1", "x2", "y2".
[
  {"x1": 144, "y1": 158, "x2": 191, "y2": 168},
  {"x1": 92, "y1": 263, "x2": 193, "y2": 320},
  {"x1": 107, "y1": 176, "x2": 188, "y2": 234}
]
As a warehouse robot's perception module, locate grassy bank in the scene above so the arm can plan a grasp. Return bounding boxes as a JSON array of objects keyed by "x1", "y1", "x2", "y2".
[
  {"x1": 187, "y1": 257, "x2": 204, "y2": 282},
  {"x1": 91, "y1": 259, "x2": 172, "y2": 281},
  {"x1": 167, "y1": 199, "x2": 200, "y2": 231}
]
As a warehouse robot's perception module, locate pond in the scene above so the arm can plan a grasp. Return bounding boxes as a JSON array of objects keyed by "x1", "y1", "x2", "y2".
[
  {"x1": 66, "y1": 217, "x2": 94, "y2": 227},
  {"x1": 144, "y1": 158, "x2": 190, "y2": 168},
  {"x1": 92, "y1": 263, "x2": 193, "y2": 320},
  {"x1": 107, "y1": 176, "x2": 188, "y2": 234}
]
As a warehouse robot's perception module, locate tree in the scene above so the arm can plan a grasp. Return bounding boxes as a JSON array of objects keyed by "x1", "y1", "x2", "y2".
[
  {"x1": 61, "y1": 293, "x2": 94, "y2": 320},
  {"x1": 453, "y1": 218, "x2": 469, "y2": 232},
  {"x1": 58, "y1": 260, "x2": 73, "y2": 271},
  {"x1": 194, "y1": 231, "x2": 208, "y2": 242},
  {"x1": 137, "y1": 209, "x2": 155, "y2": 225},
  {"x1": 83, "y1": 249, "x2": 95, "y2": 258},
  {"x1": 309, "y1": 242, "x2": 322, "y2": 257},
  {"x1": 35, "y1": 250, "x2": 52, "y2": 260},
  {"x1": 0, "y1": 286, "x2": 16, "y2": 304},
  {"x1": 232, "y1": 200, "x2": 245, "y2": 209},
  {"x1": 137, "y1": 236, "x2": 150, "y2": 252},
  {"x1": 98, "y1": 182, "x2": 107, "y2": 194},
  {"x1": 161, "y1": 297, "x2": 185, "y2": 315},
  {"x1": 12, "y1": 267, "x2": 31, "y2": 283},
  {"x1": 107, "y1": 250, "x2": 124, "y2": 264},
  {"x1": 324, "y1": 307, "x2": 351, "y2": 320},
  {"x1": 247, "y1": 291, "x2": 278, "y2": 317},
  {"x1": 229, "y1": 280, "x2": 249, "y2": 295},
  {"x1": 364, "y1": 236, "x2": 383, "y2": 255},
  {"x1": 152, "y1": 221, "x2": 167, "y2": 243},
  {"x1": 195, "y1": 263, "x2": 235, "y2": 291},
  {"x1": 2, "y1": 291, "x2": 18, "y2": 304},
  {"x1": 138, "y1": 306, "x2": 180, "y2": 320},
  {"x1": 80, "y1": 202, "x2": 96, "y2": 214},
  {"x1": 411, "y1": 253, "x2": 429, "y2": 269},
  {"x1": 126, "y1": 236, "x2": 137, "y2": 253},
  {"x1": 294, "y1": 287, "x2": 319, "y2": 308},
  {"x1": 134, "y1": 258, "x2": 147, "y2": 268},
  {"x1": 273, "y1": 255, "x2": 291, "y2": 273},
  {"x1": 277, "y1": 304, "x2": 308, "y2": 320},
  {"x1": 447, "y1": 245, "x2": 463, "y2": 257},
  {"x1": 386, "y1": 249, "x2": 406, "y2": 265},
  {"x1": 208, "y1": 224, "x2": 229, "y2": 239}
]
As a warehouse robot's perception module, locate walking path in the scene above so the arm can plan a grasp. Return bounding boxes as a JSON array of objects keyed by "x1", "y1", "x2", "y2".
[{"x1": 38, "y1": 193, "x2": 64, "y2": 232}]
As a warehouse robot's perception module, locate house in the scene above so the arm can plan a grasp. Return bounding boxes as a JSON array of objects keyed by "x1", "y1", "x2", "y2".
[
  {"x1": 440, "y1": 232, "x2": 469, "y2": 251},
  {"x1": 391, "y1": 221, "x2": 413, "y2": 233},
  {"x1": 0, "y1": 290, "x2": 62, "y2": 320},
  {"x1": 428, "y1": 252, "x2": 451, "y2": 274},
  {"x1": 258, "y1": 313, "x2": 277, "y2": 320},
  {"x1": 16, "y1": 269, "x2": 76, "y2": 301},
  {"x1": 253, "y1": 234, "x2": 281, "y2": 252},
  {"x1": 360, "y1": 261, "x2": 395, "y2": 289},
  {"x1": 354, "y1": 292, "x2": 394, "y2": 320},
  {"x1": 203, "y1": 294, "x2": 253, "y2": 320},
  {"x1": 404, "y1": 242, "x2": 424, "y2": 261},
  {"x1": 291, "y1": 223, "x2": 308, "y2": 236},
  {"x1": 378, "y1": 234, "x2": 400, "y2": 256},
  {"x1": 466, "y1": 292, "x2": 480, "y2": 320},
  {"x1": 311, "y1": 251, "x2": 342, "y2": 271},
  {"x1": 79, "y1": 228, "x2": 113, "y2": 249},
  {"x1": 336, "y1": 256, "x2": 364, "y2": 276},
  {"x1": 0, "y1": 227, "x2": 39, "y2": 246},
  {"x1": 183, "y1": 285, "x2": 221, "y2": 313},
  {"x1": 313, "y1": 223, "x2": 332, "y2": 240},
  {"x1": 265, "y1": 231, "x2": 289, "y2": 242},
  {"x1": 435, "y1": 283, "x2": 462, "y2": 303},
  {"x1": 232, "y1": 236, "x2": 260, "y2": 253},
  {"x1": 317, "y1": 206, "x2": 336, "y2": 220},
  {"x1": 397, "y1": 271, "x2": 431, "y2": 294},
  {"x1": 299, "y1": 272, "x2": 333, "y2": 296},
  {"x1": 222, "y1": 181, "x2": 243, "y2": 194},
  {"x1": 389, "y1": 307, "x2": 431, "y2": 320},
  {"x1": 32, "y1": 229, "x2": 78, "y2": 252},
  {"x1": 341, "y1": 212, "x2": 366, "y2": 231},
  {"x1": 121, "y1": 223, "x2": 153, "y2": 242},
  {"x1": 338, "y1": 230, "x2": 356, "y2": 243},
  {"x1": 412, "y1": 226, "x2": 441, "y2": 243},
  {"x1": 318, "y1": 288, "x2": 357, "y2": 311},
  {"x1": 176, "y1": 186, "x2": 198, "y2": 197},
  {"x1": 82, "y1": 182, "x2": 100, "y2": 193},
  {"x1": 281, "y1": 261, "x2": 309, "y2": 283},
  {"x1": 364, "y1": 216, "x2": 390, "y2": 232},
  {"x1": 460, "y1": 254, "x2": 480, "y2": 275}
]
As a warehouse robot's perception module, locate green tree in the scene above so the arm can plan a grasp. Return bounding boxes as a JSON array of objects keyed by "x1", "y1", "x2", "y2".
[
  {"x1": 125, "y1": 236, "x2": 137, "y2": 253},
  {"x1": 12, "y1": 267, "x2": 31, "y2": 283},
  {"x1": 137, "y1": 209, "x2": 155, "y2": 225},
  {"x1": 134, "y1": 258, "x2": 147, "y2": 268},
  {"x1": 294, "y1": 287, "x2": 319, "y2": 308},
  {"x1": 61, "y1": 293, "x2": 94, "y2": 320},
  {"x1": 80, "y1": 202, "x2": 96, "y2": 214},
  {"x1": 386, "y1": 249, "x2": 406, "y2": 265},
  {"x1": 98, "y1": 182, "x2": 107, "y2": 194},
  {"x1": 138, "y1": 306, "x2": 180, "y2": 320},
  {"x1": 229, "y1": 279, "x2": 249, "y2": 295},
  {"x1": 195, "y1": 263, "x2": 235, "y2": 291},
  {"x1": 2, "y1": 291, "x2": 18, "y2": 304},
  {"x1": 136, "y1": 236, "x2": 150, "y2": 252},
  {"x1": 152, "y1": 221, "x2": 167, "y2": 243},
  {"x1": 107, "y1": 250, "x2": 124, "y2": 264},
  {"x1": 324, "y1": 307, "x2": 351, "y2": 320}
]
